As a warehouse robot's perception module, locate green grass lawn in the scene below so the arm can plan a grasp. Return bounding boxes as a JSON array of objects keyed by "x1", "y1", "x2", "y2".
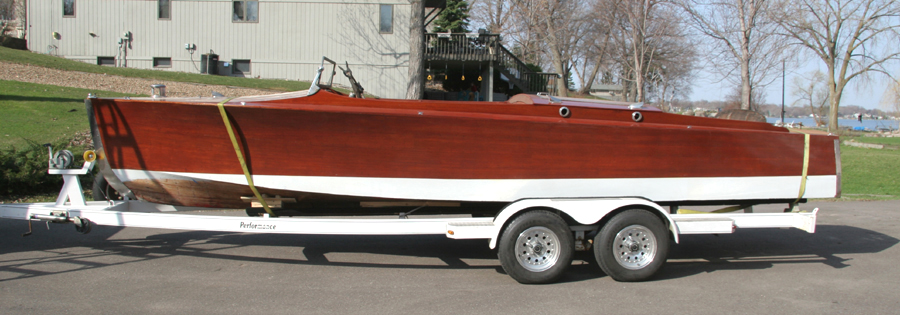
[
  {"x1": 840, "y1": 139, "x2": 900, "y2": 200},
  {"x1": 1, "y1": 46, "x2": 311, "y2": 92},
  {"x1": 0, "y1": 80, "x2": 139, "y2": 149}
]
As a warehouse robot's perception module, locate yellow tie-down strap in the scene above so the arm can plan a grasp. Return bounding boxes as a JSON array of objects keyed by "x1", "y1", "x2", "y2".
[
  {"x1": 676, "y1": 205, "x2": 749, "y2": 215},
  {"x1": 216, "y1": 98, "x2": 275, "y2": 216},
  {"x1": 795, "y1": 133, "x2": 811, "y2": 202},
  {"x1": 789, "y1": 133, "x2": 811, "y2": 211}
]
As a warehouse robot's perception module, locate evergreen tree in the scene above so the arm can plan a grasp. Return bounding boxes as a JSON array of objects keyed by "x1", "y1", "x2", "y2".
[{"x1": 432, "y1": 0, "x2": 470, "y2": 33}]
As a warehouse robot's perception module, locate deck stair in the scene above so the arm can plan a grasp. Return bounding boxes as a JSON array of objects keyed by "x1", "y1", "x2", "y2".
[{"x1": 424, "y1": 33, "x2": 559, "y2": 94}]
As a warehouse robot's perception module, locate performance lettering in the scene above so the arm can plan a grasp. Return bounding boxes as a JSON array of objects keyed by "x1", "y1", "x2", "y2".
[{"x1": 239, "y1": 222, "x2": 276, "y2": 230}]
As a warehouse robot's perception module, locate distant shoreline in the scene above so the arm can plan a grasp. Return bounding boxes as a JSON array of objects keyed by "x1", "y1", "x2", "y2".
[{"x1": 765, "y1": 117, "x2": 898, "y2": 130}]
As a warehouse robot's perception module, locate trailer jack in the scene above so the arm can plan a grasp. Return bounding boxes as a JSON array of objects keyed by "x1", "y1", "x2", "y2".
[{"x1": 23, "y1": 211, "x2": 92, "y2": 237}]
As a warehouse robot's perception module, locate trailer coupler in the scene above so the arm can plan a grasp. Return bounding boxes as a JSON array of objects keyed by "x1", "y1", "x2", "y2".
[{"x1": 23, "y1": 211, "x2": 92, "y2": 237}]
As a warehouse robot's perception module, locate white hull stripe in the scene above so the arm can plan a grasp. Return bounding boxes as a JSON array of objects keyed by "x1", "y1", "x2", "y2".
[{"x1": 113, "y1": 169, "x2": 838, "y2": 202}]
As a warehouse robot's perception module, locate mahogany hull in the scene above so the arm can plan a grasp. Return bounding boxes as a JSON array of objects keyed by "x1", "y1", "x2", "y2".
[{"x1": 88, "y1": 91, "x2": 840, "y2": 209}]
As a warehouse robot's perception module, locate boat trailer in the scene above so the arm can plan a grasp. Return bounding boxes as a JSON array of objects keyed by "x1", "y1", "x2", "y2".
[{"x1": 0, "y1": 148, "x2": 820, "y2": 284}]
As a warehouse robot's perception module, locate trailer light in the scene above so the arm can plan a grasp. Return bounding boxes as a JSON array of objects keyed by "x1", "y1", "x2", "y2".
[{"x1": 448, "y1": 230, "x2": 455, "y2": 235}]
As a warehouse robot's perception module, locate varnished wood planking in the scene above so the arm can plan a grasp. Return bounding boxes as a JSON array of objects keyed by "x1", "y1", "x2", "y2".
[{"x1": 92, "y1": 91, "x2": 837, "y2": 182}]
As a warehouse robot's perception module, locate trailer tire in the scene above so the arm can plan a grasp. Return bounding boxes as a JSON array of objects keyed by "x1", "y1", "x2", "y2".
[
  {"x1": 92, "y1": 174, "x2": 121, "y2": 201},
  {"x1": 498, "y1": 210, "x2": 573, "y2": 284},
  {"x1": 594, "y1": 209, "x2": 669, "y2": 282}
]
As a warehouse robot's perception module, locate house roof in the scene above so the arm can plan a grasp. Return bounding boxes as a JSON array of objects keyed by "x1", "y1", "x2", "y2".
[{"x1": 590, "y1": 83, "x2": 623, "y2": 91}]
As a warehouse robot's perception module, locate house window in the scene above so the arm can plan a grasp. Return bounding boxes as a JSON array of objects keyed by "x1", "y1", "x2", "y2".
[
  {"x1": 97, "y1": 57, "x2": 115, "y2": 66},
  {"x1": 232, "y1": 59, "x2": 251, "y2": 75},
  {"x1": 63, "y1": 0, "x2": 75, "y2": 17},
  {"x1": 379, "y1": 4, "x2": 393, "y2": 34},
  {"x1": 153, "y1": 57, "x2": 172, "y2": 68},
  {"x1": 233, "y1": 1, "x2": 258, "y2": 22},
  {"x1": 158, "y1": 0, "x2": 171, "y2": 19}
]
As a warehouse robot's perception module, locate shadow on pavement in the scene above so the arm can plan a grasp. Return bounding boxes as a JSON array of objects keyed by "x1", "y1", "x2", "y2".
[
  {"x1": 1, "y1": 218, "x2": 896, "y2": 283},
  {"x1": 656, "y1": 224, "x2": 898, "y2": 280}
]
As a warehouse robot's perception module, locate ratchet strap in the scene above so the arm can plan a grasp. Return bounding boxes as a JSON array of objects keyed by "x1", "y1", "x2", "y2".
[
  {"x1": 791, "y1": 133, "x2": 811, "y2": 209},
  {"x1": 676, "y1": 205, "x2": 749, "y2": 215},
  {"x1": 217, "y1": 98, "x2": 275, "y2": 216}
]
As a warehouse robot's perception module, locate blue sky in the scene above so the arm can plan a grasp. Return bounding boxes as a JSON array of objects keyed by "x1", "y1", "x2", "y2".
[{"x1": 690, "y1": 59, "x2": 895, "y2": 111}]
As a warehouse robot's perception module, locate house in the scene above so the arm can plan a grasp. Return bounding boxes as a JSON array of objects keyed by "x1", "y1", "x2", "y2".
[
  {"x1": 589, "y1": 83, "x2": 623, "y2": 100},
  {"x1": 23, "y1": 0, "x2": 555, "y2": 99},
  {"x1": 25, "y1": 0, "x2": 423, "y2": 98}
]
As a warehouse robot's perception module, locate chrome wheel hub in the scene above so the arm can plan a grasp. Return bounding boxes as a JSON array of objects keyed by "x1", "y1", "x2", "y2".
[
  {"x1": 613, "y1": 224, "x2": 657, "y2": 270},
  {"x1": 515, "y1": 226, "x2": 561, "y2": 272}
]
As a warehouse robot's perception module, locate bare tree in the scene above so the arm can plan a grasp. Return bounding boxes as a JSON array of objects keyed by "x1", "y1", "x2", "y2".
[
  {"x1": 481, "y1": 0, "x2": 696, "y2": 99},
  {"x1": 574, "y1": 0, "x2": 619, "y2": 95},
  {"x1": 776, "y1": 0, "x2": 900, "y2": 132},
  {"x1": 622, "y1": 0, "x2": 661, "y2": 102},
  {"x1": 502, "y1": 1, "x2": 545, "y2": 67},
  {"x1": 407, "y1": 0, "x2": 425, "y2": 100},
  {"x1": 0, "y1": 0, "x2": 16, "y2": 37},
  {"x1": 724, "y1": 84, "x2": 768, "y2": 110},
  {"x1": 612, "y1": 0, "x2": 687, "y2": 102},
  {"x1": 792, "y1": 71, "x2": 830, "y2": 126},
  {"x1": 14, "y1": 0, "x2": 21, "y2": 23},
  {"x1": 679, "y1": 0, "x2": 790, "y2": 111},
  {"x1": 650, "y1": 7, "x2": 698, "y2": 109},
  {"x1": 509, "y1": 0, "x2": 589, "y2": 96},
  {"x1": 470, "y1": 0, "x2": 513, "y2": 34},
  {"x1": 0, "y1": 0, "x2": 14, "y2": 21},
  {"x1": 881, "y1": 79, "x2": 900, "y2": 113},
  {"x1": 646, "y1": 35, "x2": 698, "y2": 111}
]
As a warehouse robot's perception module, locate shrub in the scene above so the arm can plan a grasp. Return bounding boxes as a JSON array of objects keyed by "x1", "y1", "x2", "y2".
[{"x1": 0, "y1": 139, "x2": 93, "y2": 198}]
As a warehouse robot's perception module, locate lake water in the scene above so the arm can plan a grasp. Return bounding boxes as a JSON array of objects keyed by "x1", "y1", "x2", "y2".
[{"x1": 766, "y1": 117, "x2": 899, "y2": 131}]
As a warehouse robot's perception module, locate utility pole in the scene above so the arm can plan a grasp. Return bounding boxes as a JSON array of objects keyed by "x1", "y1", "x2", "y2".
[{"x1": 781, "y1": 60, "x2": 785, "y2": 125}]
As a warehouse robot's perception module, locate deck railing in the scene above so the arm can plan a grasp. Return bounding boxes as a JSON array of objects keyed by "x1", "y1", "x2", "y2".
[
  {"x1": 424, "y1": 33, "x2": 560, "y2": 95},
  {"x1": 425, "y1": 33, "x2": 500, "y2": 62},
  {"x1": 494, "y1": 45, "x2": 560, "y2": 94}
]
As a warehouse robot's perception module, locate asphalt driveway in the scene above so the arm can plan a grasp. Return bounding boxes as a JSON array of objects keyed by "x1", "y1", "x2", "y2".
[{"x1": 1, "y1": 200, "x2": 898, "y2": 314}]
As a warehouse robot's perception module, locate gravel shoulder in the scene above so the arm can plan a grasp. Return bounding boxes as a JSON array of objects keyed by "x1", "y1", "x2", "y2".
[{"x1": 1, "y1": 61, "x2": 279, "y2": 98}]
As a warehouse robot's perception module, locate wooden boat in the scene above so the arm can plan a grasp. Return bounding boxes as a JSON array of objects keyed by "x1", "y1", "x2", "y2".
[{"x1": 86, "y1": 59, "x2": 840, "y2": 213}]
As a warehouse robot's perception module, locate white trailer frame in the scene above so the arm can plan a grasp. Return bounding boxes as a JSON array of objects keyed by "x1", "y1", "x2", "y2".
[{"x1": 0, "y1": 158, "x2": 819, "y2": 283}]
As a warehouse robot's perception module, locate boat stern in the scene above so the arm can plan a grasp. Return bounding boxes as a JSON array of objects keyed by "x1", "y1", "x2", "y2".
[{"x1": 834, "y1": 138, "x2": 842, "y2": 198}]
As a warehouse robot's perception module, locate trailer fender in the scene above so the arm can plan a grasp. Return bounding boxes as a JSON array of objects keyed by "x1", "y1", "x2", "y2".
[{"x1": 488, "y1": 198, "x2": 679, "y2": 249}]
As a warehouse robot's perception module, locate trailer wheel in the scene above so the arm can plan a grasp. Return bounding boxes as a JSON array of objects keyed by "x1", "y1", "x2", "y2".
[
  {"x1": 92, "y1": 174, "x2": 121, "y2": 201},
  {"x1": 498, "y1": 210, "x2": 573, "y2": 284},
  {"x1": 594, "y1": 209, "x2": 669, "y2": 282}
]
